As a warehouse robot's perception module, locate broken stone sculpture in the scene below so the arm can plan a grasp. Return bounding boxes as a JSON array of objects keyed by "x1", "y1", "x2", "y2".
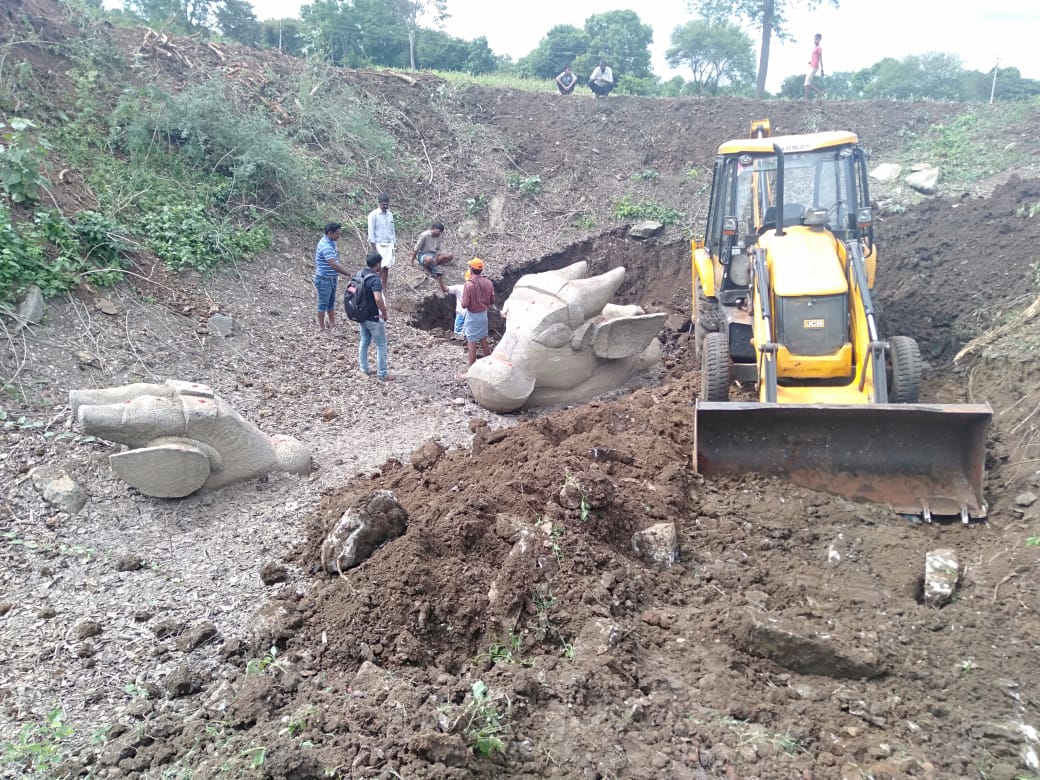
[
  {"x1": 69, "y1": 380, "x2": 311, "y2": 497},
  {"x1": 465, "y1": 261, "x2": 666, "y2": 412}
]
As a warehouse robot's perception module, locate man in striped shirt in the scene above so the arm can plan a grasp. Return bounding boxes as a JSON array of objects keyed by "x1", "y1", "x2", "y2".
[{"x1": 314, "y1": 221, "x2": 349, "y2": 335}]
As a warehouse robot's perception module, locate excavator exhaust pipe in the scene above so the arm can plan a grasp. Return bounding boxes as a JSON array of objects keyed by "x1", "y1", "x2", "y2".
[{"x1": 695, "y1": 402, "x2": 993, "y2": 520}]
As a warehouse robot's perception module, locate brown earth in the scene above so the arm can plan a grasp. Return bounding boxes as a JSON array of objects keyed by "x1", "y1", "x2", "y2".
[{"x1": 2, "y1": 3, "x2": 1040, "y2": 779}]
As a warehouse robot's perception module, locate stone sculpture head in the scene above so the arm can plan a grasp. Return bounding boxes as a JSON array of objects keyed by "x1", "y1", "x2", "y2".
[{"x1": 465, "y1": 261, "x2": 665, "y2": 412}]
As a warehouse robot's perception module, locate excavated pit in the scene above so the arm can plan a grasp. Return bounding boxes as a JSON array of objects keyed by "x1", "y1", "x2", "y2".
[{"x1": 408, "y1": 228, "x2": 694, "y2": 348}]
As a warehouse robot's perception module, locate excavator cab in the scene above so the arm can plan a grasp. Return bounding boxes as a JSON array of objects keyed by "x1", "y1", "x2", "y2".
[{"x1": 691, "y1": 122, "x2": 992, "y2": 521}]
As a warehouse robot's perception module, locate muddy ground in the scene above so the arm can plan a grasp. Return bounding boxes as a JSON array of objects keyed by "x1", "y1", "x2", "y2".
[{"x1": 2, "y1": 3, "x2": 1040, "y2": 779}]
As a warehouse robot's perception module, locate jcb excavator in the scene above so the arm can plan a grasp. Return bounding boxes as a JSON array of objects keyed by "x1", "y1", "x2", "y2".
[{"x1": 692, "y1": 120, "x2": 992, "y2": 521}]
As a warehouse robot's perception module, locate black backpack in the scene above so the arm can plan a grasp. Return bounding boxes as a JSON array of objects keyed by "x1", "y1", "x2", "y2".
[{"x1": 344, "y1": 269, "x2": 376, "y2": 322}]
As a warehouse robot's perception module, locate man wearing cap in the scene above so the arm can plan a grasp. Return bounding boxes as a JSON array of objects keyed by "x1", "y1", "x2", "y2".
[{"x1": 461, "y1": 258, "x2": 495, "y2": 369}]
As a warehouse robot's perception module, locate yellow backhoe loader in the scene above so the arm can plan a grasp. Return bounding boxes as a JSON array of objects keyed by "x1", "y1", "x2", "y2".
[{"x1": 691, "y1": 120, "x2": 992, "y2": 521}]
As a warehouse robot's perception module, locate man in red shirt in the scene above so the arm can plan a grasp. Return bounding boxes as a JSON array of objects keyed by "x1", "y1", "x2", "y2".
[
  {"x1": 460, "y1": 258, "x2": 495, "y2": 370},
  {"x1": 804, "y1": 33, "x2": 825, "y2": 100}
]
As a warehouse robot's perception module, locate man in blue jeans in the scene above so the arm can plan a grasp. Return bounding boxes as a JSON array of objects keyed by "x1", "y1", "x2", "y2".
[
  {"x1": 314, "y1": 222, "x2": 350, "y2": 335},
  {"x1": 357, "y1": 251, "x2": 394, "y2": 381}
]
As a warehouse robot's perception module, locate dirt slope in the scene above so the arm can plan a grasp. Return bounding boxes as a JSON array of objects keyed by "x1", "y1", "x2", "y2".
[{"x1": 2, "y1": 5, "x2": 1040, "y2": 780}]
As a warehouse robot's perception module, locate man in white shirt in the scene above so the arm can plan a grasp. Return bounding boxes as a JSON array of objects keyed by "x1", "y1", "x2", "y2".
[
  {"x1": 589, "y1": 60, "x2": 614, "y2": 98},
  {"x1": 367, "y1": 193, "x2": 396, "y2": 290}
]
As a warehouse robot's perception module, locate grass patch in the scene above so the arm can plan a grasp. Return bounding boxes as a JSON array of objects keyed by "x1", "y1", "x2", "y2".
[{"x1": 898, "y1": 102, "x2": 1038, "y2": 185}]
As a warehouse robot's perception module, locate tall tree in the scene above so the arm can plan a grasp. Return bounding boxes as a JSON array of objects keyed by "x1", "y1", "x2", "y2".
[
  {"x1": 216, "y1": 0, "x2": 260, "y2": 45},
  {"x1": 666, "y1": 19, "x2": 755, "y2": 95},
  {"x1": 354, "y1": 0, "x2": 410, "y2": 67},
  {"x1": 259, "y1": 18, "x2": 305, "y2": 56},
  {"x1": 299, "y1": 0, "x2": 363, "y2": 66},
  {"x1": 694, "y1": 0, "x2": 838, "y2": 99},
  {"x1": 126, "y1": 0, "x2": 215, "y2": 32},
  {"x1": 389, "y1": 0, "x2": 448, "y2": 69},
  {"x1": 519, "y1": 24, "x2": 588, "y2": 79},
  {"x1": 580, "y1": 9, "x2": 653, "y2": 79}
]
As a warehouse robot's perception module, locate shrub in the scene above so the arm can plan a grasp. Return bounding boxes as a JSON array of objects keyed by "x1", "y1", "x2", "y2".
[
  {"x1": 506, "y1": 173, "x2": 542, "y2": 196},
  {"x1": 0, "y1": 118, "x2": 50, "y2": 204},
  {"x1": 0, "y1": 206, "x2": 128, "y2": 302},
  {"x1": 612, "y1": 195, "x2": 682, "y2": 224},
  {"x1": 140, "y1": 203, "x2": 271, "y2": 272},
  {"x1": 111, "y1": 79, "x2": 308, "y2": 207}
]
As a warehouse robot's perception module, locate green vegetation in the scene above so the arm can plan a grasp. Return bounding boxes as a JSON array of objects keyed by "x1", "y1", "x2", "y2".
[
  {"x1": 1016, "y1": 202, "x2": 1040, "y2": 219},
  {"x1": 479, "y1": 632, "x2": 535, "y2": 667},
  {"x1": 461, "y1": 681, "x2": 510, "y2": 757},
  {"x1": 0, "y1": 708, "x2": 75, "y2": 777},
  {"x1": 687, "y1": 709, "x2": 807, "y2": 755},
  {"x1": 0, "y1": 31, "x2": 399, "y2": 304},
  {"x1": 531, "y1": 587, "x2": 575, "y2": 658},
  {"x1": 464, "y1": 194, "x2": 489, "y2": 216},
  {"x1": 506, "y1": 173, "x2": 543, "y2": 196},
  {"x1": 245, "y1": 646, "x2": 284, "y2": 676},
  {"x1": 898, "y1": 104, "x2": 1036, "y2": 186},
  {"x1": 0, "y1": 119, "x2": 50, "y2": 204},
  {"x1": 612, "y1": 195, "x2": 683, "y2": 225}
]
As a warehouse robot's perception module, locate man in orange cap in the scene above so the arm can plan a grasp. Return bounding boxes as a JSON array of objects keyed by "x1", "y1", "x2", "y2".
[{"x1": 461, "y1": 258, "x2": 495, "y2": 369}]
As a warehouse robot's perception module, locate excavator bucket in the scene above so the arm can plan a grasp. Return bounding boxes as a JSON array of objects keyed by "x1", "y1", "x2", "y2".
[{"x1": 695, "y1": 402, "x2": 993, "y2": 520}]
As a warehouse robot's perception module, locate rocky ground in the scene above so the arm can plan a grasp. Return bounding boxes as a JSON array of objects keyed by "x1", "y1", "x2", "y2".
[{"x1": 2, "y1": 3, "x2": 1040, "y2": 778}]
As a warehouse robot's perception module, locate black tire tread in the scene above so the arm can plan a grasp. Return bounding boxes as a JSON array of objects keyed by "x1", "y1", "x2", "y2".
[
  {"x1": 888, "y1": 335, "x2": 922, "y2": 403},
  {"x1": 701, "y1": 332, "x2": 730, "y2": 402}
]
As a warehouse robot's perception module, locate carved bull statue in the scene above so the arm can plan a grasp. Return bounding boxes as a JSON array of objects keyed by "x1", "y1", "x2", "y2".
[
  {"x1": 69, "y1": 380, "x2": 311, "y2": 497},
  {"x1": 465, "y1": 262, "x2": 666, "y2": 412}
]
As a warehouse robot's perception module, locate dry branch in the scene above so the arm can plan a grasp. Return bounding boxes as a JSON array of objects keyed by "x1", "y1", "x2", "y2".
[{"x1": 954, "y1": 294, "x2": 1040, "y2": 364}]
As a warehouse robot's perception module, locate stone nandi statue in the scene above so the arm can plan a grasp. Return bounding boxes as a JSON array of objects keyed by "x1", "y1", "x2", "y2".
[
  {"x1": 464, "y1": 262, "x2": 665, "y2": 412},
  {"x1": 70, "y1": 380, "x2": 311, "y2": 497}
]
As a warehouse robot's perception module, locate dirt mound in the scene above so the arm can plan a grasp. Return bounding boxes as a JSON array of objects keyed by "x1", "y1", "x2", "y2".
[{"x1": 879, "y1": 175, "x2": 1040, "y2": 361}]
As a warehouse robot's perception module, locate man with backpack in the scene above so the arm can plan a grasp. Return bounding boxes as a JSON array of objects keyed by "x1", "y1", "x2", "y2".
[{"x1": 349, "y1": 251, "x2": 393, "y2": 381}]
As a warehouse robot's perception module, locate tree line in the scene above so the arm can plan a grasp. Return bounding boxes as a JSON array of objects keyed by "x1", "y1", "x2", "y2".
[{"x1": 103, "y1": 0, "x2": 1040, "y2": 101}]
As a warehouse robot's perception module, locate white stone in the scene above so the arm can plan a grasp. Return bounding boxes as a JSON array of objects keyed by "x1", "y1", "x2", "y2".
[
  {"x1": 869, "y1": 163, "x2": 902, "y2": 182},
  {"x1": 924, "y1": 548, "x2": 959, "y2": 608},
  {"x1": 905, "y1": 167, "x2": 940, "y2": 195},
  {"x1": 14, "y1": 286, "x2": 45, "y2": 329},
  {"x1": 628, "y1": 220, "x2": 664, "y2": 239},
  {"x1": 631, "y1": 522, "x2": 680, "y2": 567}
]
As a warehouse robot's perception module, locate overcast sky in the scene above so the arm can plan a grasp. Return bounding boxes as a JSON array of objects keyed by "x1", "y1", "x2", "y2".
[{"x1": 246, "y1": 0, "x2": 1040, "y2": 93}]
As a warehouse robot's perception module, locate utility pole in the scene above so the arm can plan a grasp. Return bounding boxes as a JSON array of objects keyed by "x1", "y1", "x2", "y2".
[{"x1": 990, "y1": 58, "x2": 999, "y2": 104}]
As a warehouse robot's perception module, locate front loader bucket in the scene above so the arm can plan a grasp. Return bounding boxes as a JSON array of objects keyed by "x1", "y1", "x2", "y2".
[{"x1": 695, "y1": 402, "x2": 993, "y2": 520}]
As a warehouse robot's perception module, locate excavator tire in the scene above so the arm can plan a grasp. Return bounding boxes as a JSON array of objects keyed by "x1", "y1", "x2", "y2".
[
  {"x1": 701, "y1": 332, "x2": 730, "y2": 402},
  {"x1": 888, "y1": 335, "x2": 922, "y2": 403},
  {"x1": 694, "y1": 276, "x2": 721, "y2": 360}
]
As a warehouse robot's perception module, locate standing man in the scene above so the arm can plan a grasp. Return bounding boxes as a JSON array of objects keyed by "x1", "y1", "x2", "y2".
[
  {"x1": 314, "y1": 221, "x2": 350, "y2": 335},
  {"x1": 357, "y1": 251, "x2": 393, "y2": 381},
  {"x1": 367, "y1": 193, "x2": 396, "y2": 291},
  {"x1": 555, "y1": 65, "x2": 577, "y2": 95},
  {"x1": 589, "y1": 59, "x2": 614, "y2": 98},
  {"x1": 438, "y1": 273, "x2": 468, "y2": 340},
  {"x1": 804, "y1": 34, "x2": 825, "y2": 100},
  {"x1": 461, "y1": 258, "x2": 495, "y2": 371},
  {"x1": 410, "y1": 220, "x2": 455, "y2": 277}
]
